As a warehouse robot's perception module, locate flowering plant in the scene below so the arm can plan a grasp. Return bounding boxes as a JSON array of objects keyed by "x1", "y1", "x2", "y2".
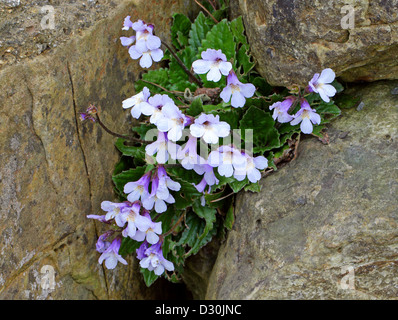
[{"x1": 81, "y1": 2, "x2": 344, "y2": 286}]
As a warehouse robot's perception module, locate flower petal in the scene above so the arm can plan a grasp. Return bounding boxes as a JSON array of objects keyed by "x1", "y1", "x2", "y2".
[
  {"x1": 231, "y1": 92, "x2": 246, "y2": 108},
  {"x1": 192, "y1": 59, "x2": 212, "y2": 74},
  {"x1": 318, "y1": 68, "x2": 335, "y2": 84},
  {"x1": 139, "y1": 53, "x2": 153, "y2": 68},
  {"x1": 300, "y1": 117, "x2": 313, "y2": 134}
]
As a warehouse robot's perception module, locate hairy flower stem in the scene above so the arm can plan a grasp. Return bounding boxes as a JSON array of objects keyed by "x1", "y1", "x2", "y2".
[
  {"x1": 161, "y1": 40, "x2": 203, "y2": 87},
  {"x1": 95, "y1": 114, "x2": 148, "y2": 144},
  {"x1": 160, "y1": 211, "x2": 186, "y2": 240},
  {"x1": 194, "y1": 0, "x2": 219, "y2": 24}
]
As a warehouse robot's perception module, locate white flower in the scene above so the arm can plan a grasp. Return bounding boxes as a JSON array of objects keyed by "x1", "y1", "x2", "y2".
[
  {"x1": 290, "y1": 100, "x2": 321, "y2": 134},
  {"x1": 207, "y1": 145, "x2": 247, "y2": 178},
  {"x1": 145, "y1": 131, "x2": 180, "y2": 164},
  {"x1": 233, "y1": 153, "x2": 268, "y2": 183},
  {"x1": 189, "y1": 113, "x2": 230, "y2": 144},
  {"x1": 308, "y1": 68, "x2": 337, "y2": 103},
  {"x1": 192, "y1": 48, "x2": 232, "y2": 82},
  {"x1": 156, "y1": 103, "x2": 189, "y2": 141},
  {"x1": 122, "y1": 87, "x2": 151, "y2": 119}
]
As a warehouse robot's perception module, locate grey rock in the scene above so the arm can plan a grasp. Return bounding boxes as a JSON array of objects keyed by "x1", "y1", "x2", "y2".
[
  {"x1": 231, "y1": 0, "x2": 398, "y2": 86},
  {"x1": 206, "y1": 81, "x2": 398, "y2": 299}
]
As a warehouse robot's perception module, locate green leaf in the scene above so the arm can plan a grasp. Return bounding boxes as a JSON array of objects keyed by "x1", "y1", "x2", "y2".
[
  {"x1": 176, "y1": 210, "x2": 217, "y2": 258},
  {"x1": 239, "y1": 106, "x2": 280, "y2": 153},
  {"x1": 141, "y1": 268, "x2": 159, "y2": 287},
  {"x1": 171, "y1": 13, "x2": 192, "y2": 50},
  {"x1": 244, "y1": 181, "x2": 262, "y2": 193},
  {"x1": 332, "y1": 80, "x2": 344, "y2": 93},
  {"x1": 251, "y1": 77, "x2": 273, "y2": 97},
  {"x1": 200, "y1": 19, "x2": 236, "y2": 61},
  {"x1": 192, "y1": 200, "x2": 216, "y2": 241},
  {"x1": 229, "y1": 177, "x2": 249, "y2": 193},
  {"x1": 315, "y1": 101, "x2": 341, "y2": 123},
  {"x1": 236, "y1": 44, "x2": 256, "y2": 76},
  {"x1": 168, "y1": 46, "x2": 198, "y2": 92},
  {"x1": 135, "y1": 68, "x2": 170, "y2": 94},
  {"x1": 279, "y1": 129, "x2": 299, "y2": 146},
  {"x1": 188, "y1": 12, "x2": 211, "y2": 53},
  {"x1": 334, "y1": 93, "x2": 360, "y2": 109},
  {"x1": 112, "y1": 166, "x2": 146, "y2": 194},
  {"x1": 119, "y1": 237, "x2": 141, "y2": 257},
  {"x1": 186, "y1": 96, "x2": 204, "y2": 117},
  {"x1": 167, "y1": 167, "x2": 202, "y2": 210},
  {"x1": 230, "y1": 16, "x2": 247, "y2": 45},
  {"x1": 131, "y1": 124, "x2": 156, "y2": 140},
  {"x1": 218, "y1": 109, "x2": 241, "y2": 129},
  {"x1": 115, "y1": 138, "x2": 146, "y2": 159},
  {"x1": 224, "y1": 202, "x2": 235, "y2": 230}
]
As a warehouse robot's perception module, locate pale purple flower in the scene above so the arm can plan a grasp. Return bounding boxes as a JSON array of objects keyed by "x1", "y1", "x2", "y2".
[
  {"x1": 120, "y1": 36, "x2": 136, "y2": 47},
  {"x1": 194, "y1": 177, "x2": 208, "y2": 193},
  {"x1": 233, "y1": 152, "x2": 268, "y2": 183},
  {"x1": 193, "y1": 158, "x2": 219, "y2": 187},
  {"x1": 141, "y1": 94, "x2": 175, "y2": 125},
  {"x1": 119, "y1": 202, "x2": 152, "y2": 239},
  {"x1": 220, "y1": 71, "x2": 256, "y2": 108},
  {"x1": 136, "y1": 240, "x2": 149, "y2": 260},
  {"x1": 98, "y1": 237, "x2": 128, "y2": 270},
  {"x1": 123, "y1": 19, "x2": 162, "y2": 68},
  {"x1": 123, "y1": 171, "x2": 151, "y2": 203},
  {"x1": 142, "y1": 173, "x2": 175, "y2": 213},
  {"x1": 156, "y1": 103, "x2": 190, "y2": 141},
  {"x1": 290, "y1": 99, "x2": 321, "y2": 134},
  {"x1": 128, "y1": 45, "x2": 163, "y2": 68},
  {"x1": 100, "y1": 201, "x2": 130, "y2": 225},
  {"x1": 145, "y1": 131, "x2": 180, "y2": 164},
  {"x1": 122, "y1": 87, "x2": 151, "y2": 119},
  {"x1": 139, "y1": 242, "x2": 174, "y2": 276},
  {"x1": 207, "y1": 145, "x2": 247, "y2": 177},
  {"x1": 156, "y1": 165, "x2": 181, "y2": 200},
  {"x1": 96, "y1": 231, "x2": 113, "y2": 253},
  {"x1": 132, "y1": 20, "x2": 161, "y2": 52},
  {"x1": 79, "y1": 113, "x2": 96, "y2": 122},
  {"x1": 189, "y1": 113, "x2": 230, "y2": 144},
  {"x1": 86, "y1": 214, "x2": 108, "y2": 223},
  {"x1": 122, "y1": 16, "x2": 133, "y2": 31},
  {"x1": 176, "y1": 135, "x2": 199, "y2": 170},
  {"x1": 269, "y1": 97, "x2": 295, "y2": 123},
  {"x1": 308, "y1": 68, "x2": 337, "y2": 103},
  {"x1": 133, "y1": 211, "x2": 162, "y2": 244},
  {"x1": 192, "y1": 49, "x2": 232, "y2": 82}
]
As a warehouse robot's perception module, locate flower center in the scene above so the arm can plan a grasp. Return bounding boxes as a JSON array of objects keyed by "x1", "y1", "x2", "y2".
[
  {"x1": 230, "y1": 84, "x2": 240, "y2": 93},
  {"x1": 302, "y1": 110, "x2": 310, "y2": 119}
]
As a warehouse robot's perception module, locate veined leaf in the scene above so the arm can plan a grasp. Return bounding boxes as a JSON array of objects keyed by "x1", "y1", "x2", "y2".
[
  {"x1": 189, "y1": 11, "x2": 211, "y2": 53},
  {"x1": 140, "y1": 268, "x2": 159, "y2": 287},
  {"x1": 171, "y1": 13, "x2": 192, "y2": 50},
  {"x1": 240, "y1": 106, "x2": 280, "y2": 153}
]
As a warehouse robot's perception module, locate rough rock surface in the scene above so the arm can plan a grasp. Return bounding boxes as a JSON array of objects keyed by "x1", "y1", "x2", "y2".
[
  {"x1": 0, "y1": 0, "x2": 197, "y2": 300},
  {"x1": 231, "y1": 0, "x2": 398, "y2": 86},
  {"x1": 206, "y1": 80, "x2": 398, "y2": 299}
]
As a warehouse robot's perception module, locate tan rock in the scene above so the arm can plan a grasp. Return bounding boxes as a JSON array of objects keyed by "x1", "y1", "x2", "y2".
[{"x1": 0, "y1": 0, "x2": 197, "y2": 300}]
